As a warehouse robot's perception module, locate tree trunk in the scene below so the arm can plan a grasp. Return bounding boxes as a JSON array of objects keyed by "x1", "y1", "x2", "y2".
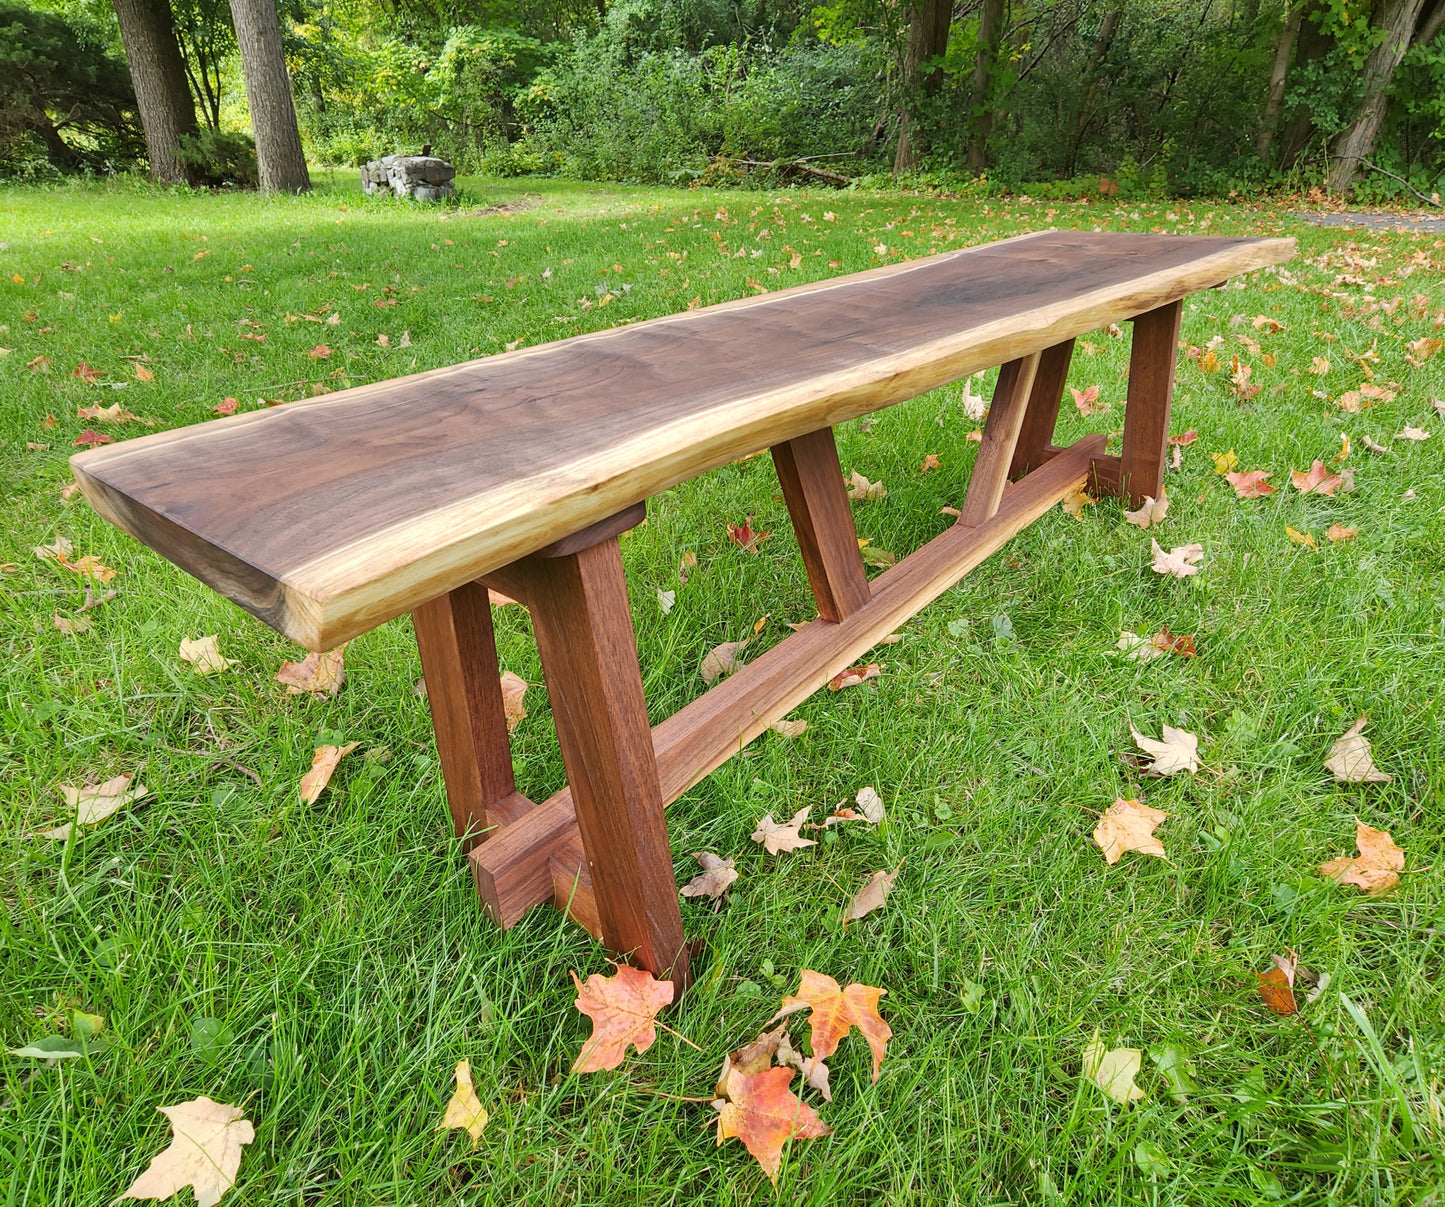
[
  {"x1": 967, "y1": 0, "x2": 1005, "y2": 171},
  {"x1": 1326, "y1": 0, "x2": 1428, "y2": 191},
  {"x1": 1067, "y1": 8, "x2": 1120, "y2": 175},
  {"x1": 893, "y1": 0, "x2": 951, "y2": 172},
  {"x1": 227, "y1": 0, "x2": 310, "y2": 193},
  {"x1": 111, "y1": 0, "x2": 200, "y2": 184},
  {"x1": 1257, "y1": 4, "x2": 1303, "y2": 160},
  {"x1": 31, "y1": 113, "x2": 84, "y2": 171},
  {"x1": 1277, "y1": 0, "x2": 1332, "y2": 169}
]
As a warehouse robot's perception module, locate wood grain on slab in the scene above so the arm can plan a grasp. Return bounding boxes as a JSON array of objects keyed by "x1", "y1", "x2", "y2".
[{"x1": 72, "y1": 231, "x2": 1293, "y2": 649}]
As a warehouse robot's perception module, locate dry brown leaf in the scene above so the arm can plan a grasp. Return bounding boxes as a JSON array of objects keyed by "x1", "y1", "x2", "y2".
[
  {"x1": 1362, "y1": 434, "x2": 1390, "y2": 455},
  {"x1": 1291, "y1": 460, "x2": 1343, "y2": 496},
  {"x1": 775, "y1": 1030, "x2": 832, "y2": 1101},
  {"x1": 1324, "y1": 716, "x2": 1391, "y2": 783},
  {"x1": 298, "y1": 742, "x2": 359, "y2": 805},
  {"x1": 178, "y1": 634, "x2": 234, "y2": 674},
  {"x1": 1255, "y1": 951, "x2": 1298, "y2": 1015},
  {"x1": 713, "y1": 1066, "x2": 831, "y2": 1185},
  {"x1": 1092, "y1": 798, "x2": 1169, "y2": 865},
  {"x1": 1061, "y1": 485, "x2": 1095, "y2": 518},
  {"x1": 275, "y1": 647, "x2": 346, "y2": 697},
  {"x1": 1225, "y1": 470, "x2": 1275, "y2": 498},
  {"x1": 500, "y1": 671, "x2": 527, "y2": 732},
  {"x1": 751, "y1": 807, "x2": 816, "y2": 854},
  {"x1": 571, "y1": 964, "x2": 674, "y2": 1072},
  {"x1": 680, "y1": 852, "x2": 738, "y2": 899},
  {"x1": 120, "y1": 1096, "x2": 254, "y2": 1207},
  {"x1": 1130, "y1": 722, "x2": 1199, "y2": 776},
  {"x1": 1071, "y1": 385, "x2": 1106, "y2": 416},
  {"x1": 846, "y1": 470, "x2": 887, "y2": 500},
  {"x1": 1397, "y1": 425, "x2": 1431, "y2": 442},
  {"x1": 1167, "y1": 430, "x2": 1199, "y2": 446},
  {"x1": 920, "y1": 454, "x2": 940, "y2": 473},
  {"x1": 1211, "y1": 449, "x2": 1238, "y2": 474},
  {"x1": 53, "y1": 613, "x2": 92, "y2": 635},
  {"x1": 1286, "y1": 525, "x2": 1317, "y2": 549},
  {"x1": 854, "y1": 785, "x2": 885, "y2": 823},
  {"x1": 701, "y1": 641, "x2": 746, "y2": 684},
  {"x1": 436, "y1": 1059, "x2": 489, "y2": 1146},
  {"x1": 770, "y1": 970, "x2": 890, "y2": 1081},
  {"x1": 727, "y1": 517, "x2": 771, "y2": 553},
  {"x1": 1150, "y1": 540, "x2": 1204, "y2": 578},
  {"x1": 76, "y1": 401, "x2": 154, "y2": 426},
  {"x1": 768, "y1": 717, "x2": 807, "y2": 738},
  {"x1": 844, "y1": 868, "x2": 899, "y2": 923},
  {"x1": 1320, "y1": 819, "x2": 1404, "y2": 894},
  {"x1": 38, "y1": 772, "x2": 149, "y2": 839},
  {"x1": 1326, "y1": 523, "x2": 1358, "y2": 542},
  {"x1": 827, "y1": 662, "x2": 881, "y2": 690},
  {"x1": 1123, "y1": 491, "x2": 1168, "y2": 529}
]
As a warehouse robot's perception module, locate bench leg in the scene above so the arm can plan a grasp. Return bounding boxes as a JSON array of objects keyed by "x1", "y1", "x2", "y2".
[
  {"x1": 772, "y1": 427, "x2": 870, "y2": 622},
  {"x1": 1009, "y1": 339, "x2": 1075, "y2": 480},
  {"x1": 1118, "y1": 300, "x2": 1183, "y2": 508},
  {"x1": 959, "y1": 352, "x2": 1042, "y2": 526},
  {"x1": 509, "y1": 538, "x2": 690, "y2": 993},
  {"x1": 413, "y1": 581, "x2": 529, "y2": 849}
]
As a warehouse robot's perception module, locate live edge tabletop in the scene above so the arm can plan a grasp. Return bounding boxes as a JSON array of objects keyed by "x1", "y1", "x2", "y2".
[{"x1": 71, "y1": 230, "x2": 1293, "y2": 653}]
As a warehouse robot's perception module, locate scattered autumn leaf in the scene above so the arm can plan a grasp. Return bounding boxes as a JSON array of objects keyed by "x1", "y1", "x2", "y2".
[
  {"x1": 713, "y1": 1066, "x2": 831, "y2": 1185},
  {"x1": 53, "y1": 613, "x2": 92, "y2": 635},
  {"x1": 1308, "y1": 355, "x2": 1331, "y2": 375},
  {"x1": 1071, "y1": 385, "x2": 1105, "y2": 416},
  {"x1": 214, "y1": 398, "x2": 239, "y2": 415},
  {"x1": 846, "y1": 470, "x2": 887, "y2": 500},
  {"x1": 844, "y1": 868, "x2": 899, "y2": 923},
  {"x1": 571, "y1": 964, "x2": 674, "y2": 1072},
  {"x1": 770, "y1": 970, "x2": 890, "y2": 1081},
  {"x1": 1061, "y1": 485, "x2": 1095, "y2": 518},
  {"x1": 1255, "y1": 951, "x2": 1298, "y2": 1015},
  {"x1": 1323, "y1": 716, "x2": 1391, "y2": 784},
  {"x1": 500, "y1": 671, "x2": 527, "y2": 732},
  {"x1": 1123, "y1": 491, "x2": 1168, "y2": 529},
  {"x1": 37, "y1": 773, "x2": 149, "y2": 840},
  {"x1": 76, "y1": 401, "x2": 154, "y2": 426},
  {"x1": 751, "y1": 807, "x2": 816, "y2": 855},
  {"x1": 1211, "y1": 449, "x2": 1238, "y2": 474},
  {"x1": 1150, "y1": 540, "x2": 1203, "y2": 578},
  {"x1": 1320, "y1": 819, "x2": 1404, "y2": 894},
  {"x1": 1130, "y1": 722, "x2": 1199, "y2": 776},
  {"x1": 1150, "y1": 627, "x2": 1196, "y2": 657},
  {"x1": 1405, "y1": 337, "x2": 1443, "y2": 365},
  {"x1": 308, "y1": 344, "x2": 332, "y2": 359},
  {"x1": 1291, "y1": 460, "x2": 1343, "y2": 496},
  {"x1": 854, "y1": 785, "x2": 885, "y2": 823},
  {"x1": 120, "y1": 1097, "x2": 254, "y2": 1207},
  {"x1": 727, "y1": 517, "x2": 771, "y2": 553},
  {"x1": 275, "y1": 647, "x2": 347, "y2": 697},
  {"x1": 960, "y1": 378, "x2": 988, "y2": 420},
  {"x1": 1397, "y1": 425, "x2": 1431, "y2": 442},
  {"x1": 134, "y1": 363, "x2": 155, "y2": 383},
  {"x1": 1092, "y1": 798, "x2": 1169, "y2": 865},
  {"x1": 437, "y1": 1060, "x2": 488, "y2": 1146},
  {"x1": 71, "y1": 361, "x2": 104, "y2": 384},
  {"x1": 178, "y1": 634, "x2": 234, "y2": 674},
  {"x1": 1083, "y1": 1031, "x2": 1145, "y2": 1105},
  {"x1": 920, "y1": 454, "x2": 940, "y2": 473},
  {"x1": 1285, "y1": 525, "x2": 1316, "y2": 548},
  {"x1": 827, "y1": 662, "x2": 881, "y2": 690},
  {"x1": 74, "y1": 429, "x2": 114, "y2": 447},
  {"x1": 1167, "y1": 430, "x2": 1198, "y2": 446},
  {"x1": 701, "y1": 641, "x2": 746, "y2": 684},
  {"x1": 1362, "y1": 434, "x2": 1390, "y2": 454},
  {"x1": 1326, "y1": 523, "x2": 1358, "y2": 542},
  {"x1": 681, "y1": 852, "x2": 738, "y2": 900},
  {"x1": 1225, "y1": 470, "x2": 1275, "y2": 498},
  {"x1": 298, "y1": 742, "x2": 359, "y2": 805}
]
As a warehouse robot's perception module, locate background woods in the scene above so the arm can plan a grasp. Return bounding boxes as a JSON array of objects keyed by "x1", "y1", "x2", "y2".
[{"x1": 2, "y1": 0, "x2": 1444, "y2": 198}]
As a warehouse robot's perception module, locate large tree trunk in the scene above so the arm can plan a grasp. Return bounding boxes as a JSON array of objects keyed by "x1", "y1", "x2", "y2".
[
  {"x1": 227, "y1": 0, "x2": 310, "y2": 193},
  {"x1": 1277, "y1": 0, "x2": 1331, "y2": 169},
  {"x1": 1257, "y1": 4, "x2": 1303, "y2": 161},
  {"x1": 1325, "y1": 0, "x2": 1428, "y2": 191},
  {"x1": 893, "y1": 0, "x2": 952, "y2": 172},
  {"x1": 967, "y1": 0, "x2": 1006, "y2": 171},
  {"x1": 111, "y1": 0, "x2": 199, "y2": 184}
]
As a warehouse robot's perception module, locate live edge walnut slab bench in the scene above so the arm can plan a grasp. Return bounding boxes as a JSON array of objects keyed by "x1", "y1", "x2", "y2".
[{"x1": 71, "y1": 229, "x2": 1294, "y2": 995}]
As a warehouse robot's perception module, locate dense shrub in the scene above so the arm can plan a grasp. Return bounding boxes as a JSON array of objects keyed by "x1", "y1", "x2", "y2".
[{"x1": 177, "y1": 128, "x2": 258, "y2": 187}]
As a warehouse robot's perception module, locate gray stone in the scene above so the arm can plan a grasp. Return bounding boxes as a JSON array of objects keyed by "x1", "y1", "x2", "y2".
[{"x1": 360, "y1": 154, "x2": 457, "y2": 200}]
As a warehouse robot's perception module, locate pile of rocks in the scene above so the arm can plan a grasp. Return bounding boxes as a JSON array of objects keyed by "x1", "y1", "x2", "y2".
[{"x1": 359, "y1": 155, "x2": 457, "y2": 201}]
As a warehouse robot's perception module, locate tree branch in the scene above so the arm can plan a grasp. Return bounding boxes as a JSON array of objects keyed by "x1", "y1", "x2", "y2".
[{"x1": 1362, "y1": 158, "x2": 1443, "y2": 207}]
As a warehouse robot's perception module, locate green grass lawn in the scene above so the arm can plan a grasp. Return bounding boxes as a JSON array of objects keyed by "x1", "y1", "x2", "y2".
[{"x1": 3, "y1": 171, "x2": 1444, "y2": 1205}]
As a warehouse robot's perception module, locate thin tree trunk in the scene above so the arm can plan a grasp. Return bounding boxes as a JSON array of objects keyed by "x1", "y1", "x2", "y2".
[
  {"x1": 31, "y1": 113, "x2": 84, "y2": 171},
  {"x1": 227, "y1": 0, "x2": 310, "y2": 193},
  {"x1": 1067, "y1": 8, "x2": 1120, "y2": 175},
  {"x1": 1257, "y1": 4, "x2": 1303, "y2": 160},
  {"x1": 967, "y1": 0, "x2": 1005, "y2": 171},
  {"x1": 1326, "y1": 0, "x2": 1428, "y2": 192},
  {"x1": 1417, "y1": 0, "x2": 1445, "y2": 47},
  {"x1": 111, "y1": 0, "x2": 200, "y2": 184},
  {"x1": 894, "y1": 0, "x2": 951, "y2": 172}
]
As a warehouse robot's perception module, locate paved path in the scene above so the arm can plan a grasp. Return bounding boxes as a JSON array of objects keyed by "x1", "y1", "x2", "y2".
[{"x1": 1297, "y1": 211, "x2": 1445, "y2": 234}]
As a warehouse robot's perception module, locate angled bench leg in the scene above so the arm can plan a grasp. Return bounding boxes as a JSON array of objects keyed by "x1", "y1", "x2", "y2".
[
  {"x1": 959, "y1": 352, "x2": 1042, "y2": 526},
  {"x1": 772, "y1": 427, "x2": 870, "y2": 622},
  {"x1": 506, "y1": 536, "x2": 690, "y2": 993},
  {"x1": 413, "y1": 581, "x2": 532, "y2": 849},
  {"x1": 1118, "y1": 300, "x2": 1183, "y2": 508},
  {"x1": 1009, "y1": 339, "x2": 1075, "y2": 480}
]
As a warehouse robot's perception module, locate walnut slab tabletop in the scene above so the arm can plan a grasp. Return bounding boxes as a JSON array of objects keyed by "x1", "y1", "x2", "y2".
[{"x1": 71, "y1": 230, "x2": 1294, "y2": 652}]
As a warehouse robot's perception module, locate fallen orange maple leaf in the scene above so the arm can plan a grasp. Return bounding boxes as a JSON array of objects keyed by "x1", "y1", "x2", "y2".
[
  {"x1": 1320, "y1": 819, "x2": 1404, "y2": 894},
  {"x1": 1092, "y1": 798, "x2": 1168, "y2": 865},
  {"x1": 770, "y1": 970, "x2": 890, "y2": 1081},
  {"x1": 727, "y1": 517, "x2": 771, "y2": 553},
  {"x1": 1291, "y1": 460, "x2": 1343, "y2": 496},
  {"x1": 1255, "y1": 951, "x2": 1298, "y2": 1016},
  {"x1": 570, "y1": 964, "x2": 674, "y2": 1072},
  {"x1": 713, "y1": 1066, "x2": 831, "y2": 1185}
]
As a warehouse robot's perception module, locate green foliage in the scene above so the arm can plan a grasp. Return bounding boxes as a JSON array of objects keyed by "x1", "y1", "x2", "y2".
[
  {"x1": 0, "y1": 0, "x2": 140, "y2": 175},
  {"x1": 176, "y1": 128, "x2": 258, "y2": 188}
]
